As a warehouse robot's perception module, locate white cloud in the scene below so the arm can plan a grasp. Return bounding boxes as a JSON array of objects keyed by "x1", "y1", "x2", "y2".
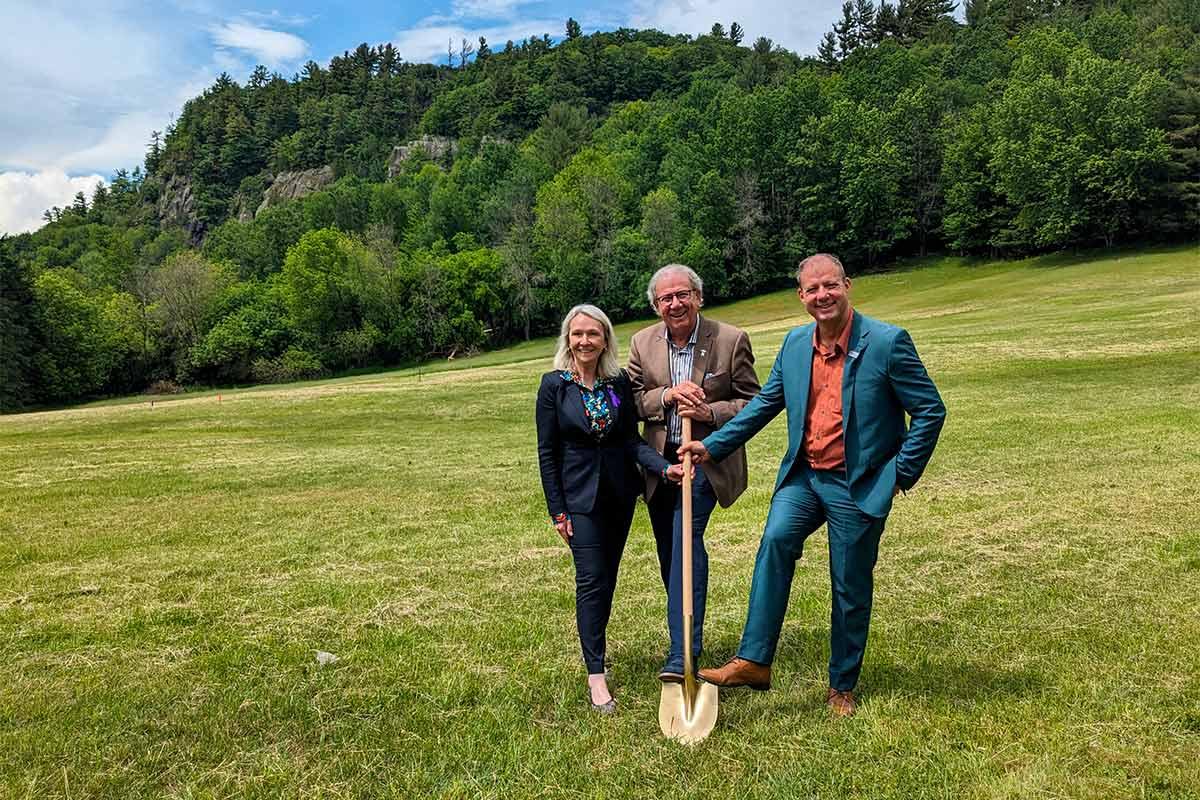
[
  {"x1": 629, "y1": 0, "x2": 839, "y2": 55},
  {"x1": 56, "y1": 110, "x2": 169, "y2": 174},
  {"x1": 0, "y1": 2, "x2": 219, "y2": 176},
  {"x1": 210, "y1": 21, "x2": 310, "y2": 65},
  {"x1": 0, "y1": 3, "x2": 304, "y2": 181},
  {"x1": 0, "y1": 170, "x2": 105, "y2": 235},
  {"x1": 0, "y1": 4, "x2": 164, "y2": 98}
]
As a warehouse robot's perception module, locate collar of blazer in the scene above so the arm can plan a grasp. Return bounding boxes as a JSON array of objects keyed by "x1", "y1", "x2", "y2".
[
  {"x1": 654, "y1": 315, "x2": 716, "y2": 386},
  {"x1": 839, "y1": 310, "x2": 870, "y2": 424}
]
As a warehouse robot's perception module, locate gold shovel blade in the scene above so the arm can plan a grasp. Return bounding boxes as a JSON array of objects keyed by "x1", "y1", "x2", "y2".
[{"x1": 658, "y1": 681, "x2": 719, "y2": 744}]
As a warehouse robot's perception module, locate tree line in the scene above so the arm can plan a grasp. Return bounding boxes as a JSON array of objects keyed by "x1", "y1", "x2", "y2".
[{"x1": 2, "y1": 0, "x2": 1196, "y2": 411}]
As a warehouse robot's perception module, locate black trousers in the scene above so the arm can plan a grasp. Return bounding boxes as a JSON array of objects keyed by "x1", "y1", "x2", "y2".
[
  {"x1": 646, "y1": 442, "x2": 718, "y2": 668},
  {"x1": 568, "y1": 474, "x2": 636, "y2": 674}
]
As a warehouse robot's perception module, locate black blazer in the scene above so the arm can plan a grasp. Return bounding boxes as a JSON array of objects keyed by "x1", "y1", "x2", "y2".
[{"x1": 536, "y1": 370, "x2": 669, "y2": 518}]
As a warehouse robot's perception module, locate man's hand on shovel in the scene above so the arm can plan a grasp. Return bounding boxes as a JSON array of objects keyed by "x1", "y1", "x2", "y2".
[
  {"x1": 664, "y1": 463, "x2": 690, "y2": 483},
  {"x1": 677, "y1": 439, "x2": 711, "y2": 464}
]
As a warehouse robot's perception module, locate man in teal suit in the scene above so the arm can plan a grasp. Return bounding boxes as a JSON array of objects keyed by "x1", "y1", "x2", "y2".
[{"x1": 681, "y1": 253, "x2": 945, "y2": 716}]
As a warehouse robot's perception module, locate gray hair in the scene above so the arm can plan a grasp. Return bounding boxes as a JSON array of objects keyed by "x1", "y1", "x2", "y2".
[
  {"x1": 646, "y1": 263, "x2": 704, "y2": 310},
  {"x1": 796, "y1": 253, "x2": 847, "y2": 284},
  {"x1": 552, "y1": 304, "x2": 622, "y2": 379}
]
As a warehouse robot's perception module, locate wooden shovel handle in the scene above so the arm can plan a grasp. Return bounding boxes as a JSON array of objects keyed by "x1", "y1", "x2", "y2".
[{"x1": 681, "y1": 417, "x2": 693, "y2": 620}]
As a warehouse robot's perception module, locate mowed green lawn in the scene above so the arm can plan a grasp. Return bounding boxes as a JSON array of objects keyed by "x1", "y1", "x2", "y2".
[{"x1": 2, "y1": 247, "x2": 1199, "y2": 799}]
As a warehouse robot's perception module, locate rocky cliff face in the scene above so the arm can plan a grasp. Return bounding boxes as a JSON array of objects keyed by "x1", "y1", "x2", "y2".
[
  {"x1": 156, "y1": 174, "x2": 205, "y2": 245},
  {"x1": 162, "y1": 140, "x2": 516, "y2": 235},
  {"x1": 385, "y1": 135, "x2": 510, "y2": 178},
  {"x1": 256, "y1": 166, "x2": 336, "y2": 214},
  {"x1": 387, "y1": 136, "x2": 458, "y2": 177}
]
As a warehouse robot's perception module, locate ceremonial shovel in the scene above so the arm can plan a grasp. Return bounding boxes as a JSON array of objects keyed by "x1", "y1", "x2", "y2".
[{"x1": 658, "y1": 417, "x2": 718, "y2": 743}]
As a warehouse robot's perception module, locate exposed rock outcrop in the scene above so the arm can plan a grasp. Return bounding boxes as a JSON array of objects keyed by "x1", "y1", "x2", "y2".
[
  {"x1": 234, "y1": 194, "x2": 257, "y2": 223},
  {"x1": 156, "y1": 174, "x2": 205, "y2": 245},
  {"x1": 387, "y1": 136, "x2": 459, "y2": 177},
  {"x1": 232, "y1": 199, "x2": 256, "y2": 224},
  {"x1": 256, "y1": 166, "x2": 336, "y2": 214},
  {"x1": 386, "y1": 135, "x2": 510, "y2": 178}
]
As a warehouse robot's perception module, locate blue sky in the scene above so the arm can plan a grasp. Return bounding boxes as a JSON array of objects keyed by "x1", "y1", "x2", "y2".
[{"x1": 0, "y1": 0, "x2": 846, "y2": 235}]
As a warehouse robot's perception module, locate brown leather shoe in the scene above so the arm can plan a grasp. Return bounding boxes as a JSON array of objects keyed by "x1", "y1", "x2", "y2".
[
  {"x1": 826, "y1": 688, "x2": 857, "y2": 717},
  {"x1": 697, "y1": 657, "x2": 771, "y2": 690}
]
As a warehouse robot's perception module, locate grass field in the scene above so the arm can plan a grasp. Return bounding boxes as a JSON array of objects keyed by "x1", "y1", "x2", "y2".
[{"x1": 2, "y1": 247, "x2": 1199, "y2": 799}]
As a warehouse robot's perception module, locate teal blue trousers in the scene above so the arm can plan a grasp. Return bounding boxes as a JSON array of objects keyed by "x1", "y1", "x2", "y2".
[{"x1": 736, "y1": 465, "x2": 885, "y2": 691}]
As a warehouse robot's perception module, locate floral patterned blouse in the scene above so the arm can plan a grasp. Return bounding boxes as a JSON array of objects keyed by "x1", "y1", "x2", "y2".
[{"x1": 560, "y1": 370, "x2": 622, "y2": 440}]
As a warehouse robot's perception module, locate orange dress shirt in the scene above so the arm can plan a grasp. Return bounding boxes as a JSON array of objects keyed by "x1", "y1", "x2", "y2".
[{"x1": 802, "y1": 310, "x2": 854, "y2": 470}]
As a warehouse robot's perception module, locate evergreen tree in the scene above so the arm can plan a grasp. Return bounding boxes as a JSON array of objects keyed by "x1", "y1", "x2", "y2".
[
  {"x1": 1160, "y1": 67, "x2": 1200, "y2": 236},
  {"x1": 532, "y1": 103, "x2": 594, "y2": 173},
  {"x1": 220, "y1": 107, "x2": 261, "y2": 178},
  {"x1": 0, "y1": 240, "x2": 37, "y2": 411},
  {"x1": 144, "y1": 130, "x2": 163, "y2": 175},
  {"x1": 835, "y1": 2, "x2": 859, "y2": 56},
  {"x1": 876, "y1": 2, "x2": 902, "y2": 39},
  {"x1": 819, "y1": 32, "x2": 839, "y2": 68},
  {"x1": 378, "y1": 44, "x2": 401, "y2": 77},
  {"x1": 855, "y1": 0, "x2": 877, "y2": 45},
  {"x1": 249, "y1": 64, "x2": 270, "y2": 89},
  {"x1": 898, "y1": 0, "x2": 958, "y2": 43}
]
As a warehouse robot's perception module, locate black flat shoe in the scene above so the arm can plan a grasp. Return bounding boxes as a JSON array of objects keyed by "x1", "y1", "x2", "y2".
[{"x1": 589, "y1": 695, "x2": 617, "y2": 714}]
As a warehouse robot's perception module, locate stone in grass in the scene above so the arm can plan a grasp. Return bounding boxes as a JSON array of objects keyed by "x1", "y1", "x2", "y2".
[{"x1": 315, "y1": 651, "x2": 340, "y2": 666}]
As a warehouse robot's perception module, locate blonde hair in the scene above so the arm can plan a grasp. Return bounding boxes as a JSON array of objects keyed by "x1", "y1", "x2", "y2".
[{"x1": 553, "y1": 304, "x2": 621, "y2": 379}]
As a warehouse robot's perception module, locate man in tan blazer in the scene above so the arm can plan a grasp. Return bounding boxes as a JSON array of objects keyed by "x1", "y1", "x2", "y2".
[{"x1": 627, "y1": 264, "x2": 761, "y2": 682}]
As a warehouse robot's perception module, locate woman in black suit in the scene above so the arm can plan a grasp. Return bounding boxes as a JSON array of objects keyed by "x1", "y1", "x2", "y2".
[{"x1": 536, "y1": 304, "x2": 684, "y2": 713}]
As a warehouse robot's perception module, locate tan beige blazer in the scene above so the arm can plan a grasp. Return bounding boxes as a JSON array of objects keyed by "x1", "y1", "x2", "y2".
[{"x1": 627, "y1": 316, "x2": 761, "y2": 507}]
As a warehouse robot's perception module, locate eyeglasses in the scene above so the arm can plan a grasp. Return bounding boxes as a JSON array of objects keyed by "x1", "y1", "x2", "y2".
[{"x1": 655, "y1": 289, "x2": 694, "y2": 306}]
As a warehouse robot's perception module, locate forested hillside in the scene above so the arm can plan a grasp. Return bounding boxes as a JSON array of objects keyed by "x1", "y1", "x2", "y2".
[{"x1": 2, "y1": 0, "x2": 1197, "y2": 410}]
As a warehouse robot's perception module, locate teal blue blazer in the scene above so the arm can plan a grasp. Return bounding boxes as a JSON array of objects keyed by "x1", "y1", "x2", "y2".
[{"x1": 704, "y1": 312, "x2": 945, "y2": 519}]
